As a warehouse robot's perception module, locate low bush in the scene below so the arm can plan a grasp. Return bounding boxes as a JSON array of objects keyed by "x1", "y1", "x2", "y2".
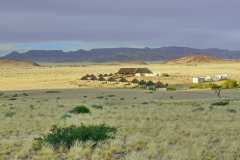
[
  {"x1": 69, "y1": 105, "x2": 90, "y2": 114},
  {"x1": 190, "y1": 80, "x2": 239, "y2": 90},
  {"x1": 22, "y1": 93, "x2": 29, "y2": 96},
  {"x1": 138, "y1": 80, "x2": 146, "y2": 86},
  {"x1": 211, "y1": 100, "x2": 230, "y2": 106},
  {"x1": 227, "y1": 109, "x2": 237, "y2": 113},
  {"x1": 167, "y1": 87, "x2": 176, "y2": 91},
  {"x1": 5, "y1": 111, "x2": 16, "y2": 117},
  {"x1": 12, "y1": 94, "x2": 18, "y2": 97},
  {"x1": 107, "y1": 94, "x2": 116, "y2": 97},
  {"x1": 35, "y1": 124, "x2": 117, "y2": 149},
  {"x1": 91, "y1": 104, "x2": 103, "y2": 109},
  {"x1": 162, "y1": 73, "x2": 170, "y2": 77},
  {"x1": 8, "y1": 98, "x2": 17, "y2": 101},
  {"x1": 146, "y1": 80, "x2": 155, "y2": 86},
  {"x1": 96, "y1": 96, "x2": 104, "y2": 99},
  {"x1": 192, "y1": 107, "x2": 204, "y2": 112},
  {"x1": 221, "y1": 80, "x2": 239, "y2": 89},
  {"x1": 46, "y1": 91, "x2": 61, "y2": 93},
  {"x1": 190, "y1": 83, "x2": 221, "y2": 89},
  {"x1": 131, "y1": 78, "x2": 139, "y2": 84}
]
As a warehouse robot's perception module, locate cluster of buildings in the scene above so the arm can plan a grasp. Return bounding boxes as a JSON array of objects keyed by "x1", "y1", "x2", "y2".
[
  {"x1": 117, "y1": 68, "x2": 156, "y2": 77},
  {"x1": 192, "y1": 74, "x2": 228, "y2": 84}
]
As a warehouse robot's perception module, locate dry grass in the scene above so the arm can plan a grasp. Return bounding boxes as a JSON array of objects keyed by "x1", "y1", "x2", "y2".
[
  {"x1": 1, "y1": 89, "x2": 240, "y2": 159},
  {"x1": 1, "y1": 62, "x2": 240, "y2": 90}
]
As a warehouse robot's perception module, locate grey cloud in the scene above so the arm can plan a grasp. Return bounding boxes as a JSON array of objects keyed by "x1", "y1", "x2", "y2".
[{"x1": 0, "y1": 0, "x2": 240, "y2": 49}]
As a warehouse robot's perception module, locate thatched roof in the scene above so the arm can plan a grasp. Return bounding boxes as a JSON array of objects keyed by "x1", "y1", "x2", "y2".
[
  {"x1": 117, "y1": 68, "x2": 153, "y2": 75},
  {"x1": 90, "y1": 74, "x2": 97, "y2": 80},
  {"x1": 81, "y1": 75, "x2": 89, "y2": 80}
]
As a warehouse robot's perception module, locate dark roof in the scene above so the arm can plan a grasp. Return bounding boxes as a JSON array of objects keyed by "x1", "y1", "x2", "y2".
[{"x1": 117, "y1": 68, "x2": 153, "y2": 74}]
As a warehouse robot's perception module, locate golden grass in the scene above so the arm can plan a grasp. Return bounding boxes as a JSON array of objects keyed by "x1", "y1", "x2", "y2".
[{"x1": 1, "y1": 62, "x2": 240, "y2": 90}]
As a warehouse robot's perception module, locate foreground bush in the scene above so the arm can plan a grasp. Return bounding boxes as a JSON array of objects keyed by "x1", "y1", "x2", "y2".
[
  {"x1": 35, "y1": 124, "x2": 117, "y2": 149},
  {"x1": 69, "y1": 105, "x2": 90, "y2": 114}
]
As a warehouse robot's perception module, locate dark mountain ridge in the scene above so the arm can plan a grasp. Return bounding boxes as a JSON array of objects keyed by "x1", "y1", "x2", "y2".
[{"x1": 3, "y1": 46, "x2": 240, "y2": 63}]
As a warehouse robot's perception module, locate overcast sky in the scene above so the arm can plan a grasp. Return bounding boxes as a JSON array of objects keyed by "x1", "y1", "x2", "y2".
[{"x1": 0, "y1": 0, "x2": 240, "y2": 54}]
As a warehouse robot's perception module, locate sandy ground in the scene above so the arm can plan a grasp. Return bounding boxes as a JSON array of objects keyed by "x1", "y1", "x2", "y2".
[{"x1": 1, "y1": 62, "x2": 240, "y2": 91}]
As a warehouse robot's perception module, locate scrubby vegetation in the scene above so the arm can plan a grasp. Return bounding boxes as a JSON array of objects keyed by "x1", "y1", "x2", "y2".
[
  {"x1": 190, "y1": 83, "x2": 221, "y2": 89},
  {"x1": 2, "y1": 89, "x2": 240, "y2": 159},
  {"x1": 211, "y1": 100, "x2": 230, "y2": 106},
  {"x1": 69, "y1": 105, "x2": 90, "y2": 114},
  {"x1": 35, "y1": 124, "x2": 117, "y2": 149},
  {"x1": 190, "y1": 80, "x2": 240, "y2": 90},
  {"x1": 46, "y1": 90, "x2": 61, "y2": 93},
  {"x1": 91, "y1": 104, "x2": 103, "y2": 109},
  {"x1": 221, "y1": 79, "x2": 239, "y2": 89},
  {"x1": 166, "y1": 87, "x2": 177, "y2": 91}
]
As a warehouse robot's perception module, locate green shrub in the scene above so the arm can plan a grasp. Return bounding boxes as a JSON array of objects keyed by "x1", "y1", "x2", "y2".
[
  {"x1": 107, "y1": 94, "x2": 115, "y2": 97},
  {"x1": 192, "y1": 107, "x2": 204, "y2": 112},
  {"x1": 91, "y1": 104, "x2": 103, "y2": 109},
  {"x1": 96, "y1": 96, "x2": 104, "y2": 99},
  {"x1": 138, "y1": 80, "x2": 146, "y2": 86},
  {"x1": 35, "y1": 124, "x2": 117, "y2": 149},
  {"x1": 131, "y1": 78, "x2": 139, "y2": 84},
  {"x1": 12, "y1": 94, "x2": 18, "y2": 97},
  {"x1": 46, "y1": 91, "x2": 61, "y2": 93},
  {"x1": 8, "y1": 98, "x2": 17, "y2": 101},
  {"x1": 211, "y1": 100, "x2": 229, "y2": 106},
  {"x1": 226, "y1": 109, "x2": 237, "y2": 113},
  {"x1": 167, "y1": 87, "x2": 176, "y2": 91},
  {"x1": 69, "y1": 105, "x2": 90, "y2": 114},
  {"x1": 210, "y1": 83, "x2": 221, "y2": 89},
  {"x1": 190, "y1": 83, "x2": 221, "y2": 89},
  {"x1": 22, "y1": 93, "x2": 29, "y2": 96},
  {"x1": 5, "y1": 111, "x2": 16, "y2": 117},
  {"x1": 221, "y1": 80, "x2": 239, "y2": 89},
  {"x1": 146, "y1": 80, "x2": 155, "y2": 86}
]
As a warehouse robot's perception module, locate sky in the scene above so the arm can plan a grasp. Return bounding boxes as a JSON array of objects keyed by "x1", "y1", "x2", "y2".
[{"x1": 0, "y1": 0, "x2": 240, "y2": 55}]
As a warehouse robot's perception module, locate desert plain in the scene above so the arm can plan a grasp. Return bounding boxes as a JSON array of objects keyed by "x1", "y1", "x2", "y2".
[{"x1": 1, "y1": 61, "x2": 240, "y2": 160}]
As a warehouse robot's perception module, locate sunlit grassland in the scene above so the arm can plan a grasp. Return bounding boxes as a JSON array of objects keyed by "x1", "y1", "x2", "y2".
[{"x1": 0, "y1": 62, "x2": 240, "y2": 90}]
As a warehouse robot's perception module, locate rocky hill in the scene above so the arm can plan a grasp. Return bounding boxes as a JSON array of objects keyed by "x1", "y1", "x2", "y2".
[
  {"x1": 2, "y1": 47, "x2": 240, "y2": 63},
  {"x1": 166, "y1": 55, "x2": 228, "y2": 64}
]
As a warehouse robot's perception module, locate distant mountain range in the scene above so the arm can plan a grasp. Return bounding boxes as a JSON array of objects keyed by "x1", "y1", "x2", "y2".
[{"x1": 2, "y1": 46, "x2": 240, "y2": 63}]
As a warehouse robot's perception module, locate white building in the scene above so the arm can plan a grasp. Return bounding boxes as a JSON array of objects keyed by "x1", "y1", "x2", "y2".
[{"x1": 192, "y1": 77, "x2": 205, "y2": 84}]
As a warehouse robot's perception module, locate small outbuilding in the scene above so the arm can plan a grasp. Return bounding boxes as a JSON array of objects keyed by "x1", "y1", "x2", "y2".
[{"x1": 192, "y1": 77, "x2": 205, "y2": 84}]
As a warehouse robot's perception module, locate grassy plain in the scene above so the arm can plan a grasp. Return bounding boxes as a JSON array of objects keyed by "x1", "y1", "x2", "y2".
[
  {"x1": 1, "y1": 89, "x2": 240, "y2": 159},
  {"x1": 1, "y1": 62, "x2": 240, "y2": 90},
  {"x1": 1, "y1": 63, "x2": 240, "y2": 159}
]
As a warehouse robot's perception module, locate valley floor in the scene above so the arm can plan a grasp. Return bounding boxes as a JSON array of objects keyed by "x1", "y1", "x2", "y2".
[{"x1": 1, "y1": 62, "x2": 240, "y2": 90}]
